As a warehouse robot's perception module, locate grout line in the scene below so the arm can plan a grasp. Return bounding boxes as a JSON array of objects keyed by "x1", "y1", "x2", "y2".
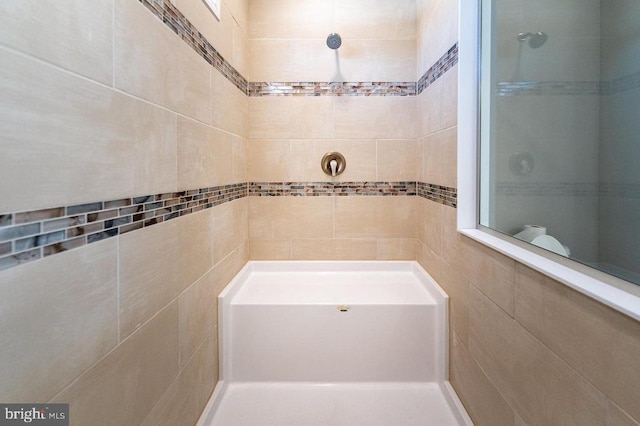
[
  {"x1": 112, "y1": 0, "x2": 116, "y2": 89},
  {"x1": 116, "y1": 235, "x2": 121, "y2": 344}
]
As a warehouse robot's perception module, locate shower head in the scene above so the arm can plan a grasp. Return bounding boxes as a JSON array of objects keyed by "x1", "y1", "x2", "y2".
[
  {"x1": 517, "y1": 31, "x2": 548, "y2": 48},
  {"x1": 326, "y1": 33, "x2": 342, "y2": 50}
]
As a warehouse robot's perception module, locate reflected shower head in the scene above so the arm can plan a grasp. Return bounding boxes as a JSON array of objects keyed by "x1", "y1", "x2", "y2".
[
  {"x1": 326, "y1": 33, "x2": 342, "y2": 50},
  {"x1": 517, "y1": 31, "x2": 548, "y2": 48}
]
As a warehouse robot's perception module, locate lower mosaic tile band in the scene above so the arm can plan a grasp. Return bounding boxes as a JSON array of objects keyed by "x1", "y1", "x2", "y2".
[
  {"x1": 249, "y1": 182, "x2": 418, "y2": 196},
  {"x1": 417, "y1": 182, "x2": 458, "y2": 208},
  {"x1": 0, "y1": 182, "x2": 457, "y2": 272},
  {"x1": 0, "y1": 183, "x2": 247, "y2": 272}
]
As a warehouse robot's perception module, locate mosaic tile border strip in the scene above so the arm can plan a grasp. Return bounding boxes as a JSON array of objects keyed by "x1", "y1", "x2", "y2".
[
  {"x1": 139, "y1": 0, "x2": 248, "y2": 94},
  {"x1": 497, "y1": 81, "x2": 603, "y2": 96},
  {"x1": 417, "y1": 44, "x2": 459, "y2": 95},
  {"x1": 249, "y1": 181, "x2": 457, "y2": 207},
  {"x1": 497, "y1": 182, "x2": 640, "y2": 199},
  {"x1": 600, "y1": 183, "x2": 640, "y2": 199},
  {"x1": 497, "y1": 71, "x2": 640, "y2": 97},
  {"x1": 0, "y1": 181, "x2": 457, "y2": 271},
  {"x1": 248, "y1": 82, "x2": 417, "y2": 97},
  {"x1": 417, "y1": 182, "x2": 458, "y2": 208},
  {"x1": 249, "y1": 182, "x2": 418, "y2": 196},
  {"x1": 0, "y1": 183, "x2": 247, "y2": 272},
  {"x1": 607, "y1": 70, "x2": 640, "y2": 95},
  {"x1": 496, "y1": 182, "x2": 599, "y2": 197}
]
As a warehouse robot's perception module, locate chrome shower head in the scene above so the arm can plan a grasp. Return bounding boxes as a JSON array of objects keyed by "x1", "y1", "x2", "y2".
[
  {"x1": 517, "y1": 31, "x2": 548, "y2": 48},
  {"x1": 326, "y1": 33, "x2": 342, "y2": 50}
]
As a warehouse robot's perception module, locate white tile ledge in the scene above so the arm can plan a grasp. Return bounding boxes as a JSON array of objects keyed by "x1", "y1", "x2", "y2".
[{"x1": 459, "y1": 228, "x2": 640, "y2": 322}]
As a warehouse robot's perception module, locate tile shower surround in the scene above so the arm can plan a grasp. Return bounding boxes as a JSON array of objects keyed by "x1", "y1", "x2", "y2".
[{"x1": 0, "y1": 2, "x2": 460, "y2": 271}]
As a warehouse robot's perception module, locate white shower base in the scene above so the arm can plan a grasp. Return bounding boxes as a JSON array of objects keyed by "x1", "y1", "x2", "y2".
[{"x1": 197, "y1": 261, "x2": 473, "y2": 426}]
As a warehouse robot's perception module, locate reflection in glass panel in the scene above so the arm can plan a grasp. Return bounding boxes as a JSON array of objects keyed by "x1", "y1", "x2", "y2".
[{"x1": 479, "y1": 0, "x2": 640, "y2": 285}]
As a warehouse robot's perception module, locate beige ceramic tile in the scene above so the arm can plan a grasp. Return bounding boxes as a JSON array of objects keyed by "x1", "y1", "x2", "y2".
[
  {"x1": 177, "y1": 117, "x2": 233, "y2": 189},
  {"x1": 440, "y1": 202, "x2": 465, "y2": 268},
  {"x1": 249, "y1": 197, "x2": 333, "y2": 239},
  {"x1": 114, "y1": 0, "x2": 211, "y2": 123},
  {"x1": 232, "y1": 19, "x2": 249, "y2": 77},
  {"x1": 174, "y1": 0, "x2": 233, "y2": 63},
  {"x1": 0, "y1": 240, "x2": 117, "y2": 403},
  {"x1": 287, "y1": 30, "x2": 415, "y2": 82},
  {"x1": 450, "y1": 331, "x2": 514, "y2": 426},
  {"x1": 437, "y1": 259, "x2": 470, "y2": 344},
  {"x1": 233, "y1": 136, "x2": 248, "y2": 183},
  {"x1": 469, "y1": 286, "x2": 607, "y2": 426},
  {"x1": 420, "y1": 134, "x2": 439, "y2": 185},
  {"x1": 249, "y1": 97, "x2": 334, "y2": 139},
  {"x1": 418, "y1": 67, "x2": 458, "y2": 137},
  {"x1": 338, "y1": 40, "x2": 417, "y2": 82},
  {"x1": 290, "y1": 39, "x2": 339, "y2": 82},
  {"x1": 0, "y1": 48, "x2": 177, "y2": 213},
  {"x1": 292, "y1": 239, "x2": 377, "y2": 260},
  {"x1": 421, "y1": 127, "x2": 457, "y2": 188},
  {"x1": 417, "y1": 0, "x2": 458, "y2": 75},
  {"x1": 119, "y1": 211, "x2": 214, "y2": 339},
  {"x1": 417, "y1": 136, "x2": 426, "y2": 183},
  {"x1": 52, "y1": 302, "x2": 180, "y2": 426},
  {"x1": 247, "y1": 139, "x2": 292, "y2": 182},
  {"x1": 142, "y1": 328, "x2": 218, "y2": 426},
  {"x1": 212, "y1": 198, "x2": 248, "y2": 265},
  {"x1": 179, "y1": 269, "x2": 217, "y2": 367},
  {"x1": 334, "y1": 197, "x2": 416, "y2": 239},
  {"x1": 335, "y1": 0, "x2": 416, "y2": 40},
  {"x1": 0, "y1": 0, "x2": 113, "y2": 85},
  {"x1": 417, "y1": 136, "x2": 427, "y2": 183},
  {"x1": 290, "y1": 139, "x2": 377, "y2": 182},
  {"x1": 418, "y1": 197, "x2": 443, "y2": 255},
  {"x1": 334, "y1": 97, "x2": 416, "y2": 139},
  {"x1": 289, "y1": 0, "x2": 335, "y2": 38},
  {"x1": 416, "y1": 241, "x2": 444, "y2": 283},
  {"x1": 249, "y1": 238, "x2": 293, "y2": 260},
  {"x1": 225, "y1": 0, "x2": 249, "y2": 34},
  {"x1": 440, "y1": 128, "x2": 458, "y2": 188},
  {"x1": 460, "y1": 237, "x2": 516, "y2": 318},
  {"x1": 514, "y1": 412, "x2": 528, "y2": 426},
  {"x1": 515, "y1": 265, "x2": 640, "y2": 422},
  {"x1": 211, "y1": 71, "x2": 248, "y2": 138},
  {"x1": 608, "y1": 401, "x2": 640, "y2": 426},
  {"x1": 377, "y1": 139, "x2": 418, "y2": 182},
  {"x1": 249, "y1": 39, "x2": 292, "y2": 82},
  {"x1": 248, "y1": 0, "x2": 290, "y2": 38},
  {"x1": 211, "y1": 242, "x2": 249, "y2": 297},
  {"x1": 376, "y1": 238, "x2": 418, "y2": 260}
]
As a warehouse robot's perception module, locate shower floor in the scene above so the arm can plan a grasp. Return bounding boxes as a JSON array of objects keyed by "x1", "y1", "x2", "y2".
[{"x1": 207, "y1": 382, "x2": 465, "y2": 426}]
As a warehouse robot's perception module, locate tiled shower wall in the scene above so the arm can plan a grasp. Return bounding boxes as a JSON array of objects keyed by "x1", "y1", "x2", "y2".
[
  {"x1": 416, "y1": 1, "x2": 640, "y2": 425},
  {"x1": 0, "y1": 0, "x2": 248, "y2": 425},
  {"x1": 247, "y1": 0, "x2": 421, "y2": 260}
]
